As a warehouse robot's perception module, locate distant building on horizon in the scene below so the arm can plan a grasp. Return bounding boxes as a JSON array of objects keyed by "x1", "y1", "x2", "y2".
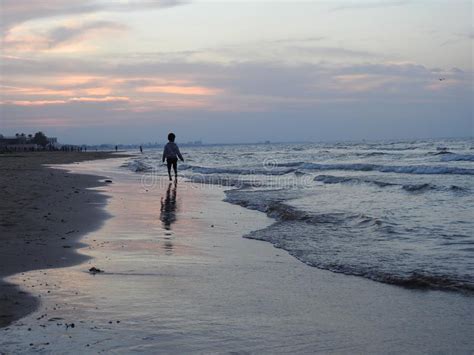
[{"x1": 0, "y1": 133, "x2": 59, "y2": 151}]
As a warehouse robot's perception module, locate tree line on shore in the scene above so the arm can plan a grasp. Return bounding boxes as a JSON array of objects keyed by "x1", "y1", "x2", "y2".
[{"x1": 0, "y1": 131, "x2": 74, "y2": 153}]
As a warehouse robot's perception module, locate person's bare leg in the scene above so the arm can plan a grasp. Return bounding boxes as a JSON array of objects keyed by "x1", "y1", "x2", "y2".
[{"x1": 167, "y1": 160, "x2": 172, "y2": 181}]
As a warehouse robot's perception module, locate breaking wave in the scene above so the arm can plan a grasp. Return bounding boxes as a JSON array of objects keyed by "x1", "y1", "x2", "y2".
[
  {"x1": 132, "y1": 160, "x2": 474, "y2": 176},
  {"x1": 313, "y1": 175, "x2": 468, "y2": 193},
  {"x1": 121, "y1": 160, "x2": 152, "y2": 172},
  {"x1": 440, "y1": 154, "x2": 474, "y2": 162},
  {"x1": 224, "y1": 189, "x2": 474, "y2": 293},
  {"x1": 301, "y1": 163, "x2": 474, "y2": 175}
]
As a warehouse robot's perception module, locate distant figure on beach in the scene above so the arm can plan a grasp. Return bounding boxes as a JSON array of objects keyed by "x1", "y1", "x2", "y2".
[
  {"x1": 140, "y1": 145, "x2": 143, "y2": 154},
  {"x1": 162, "y1": 133, "x2": 184, "y2": 181},
  {"x1": 115, "y1": 145, "x2": 118, "y2": 152}
]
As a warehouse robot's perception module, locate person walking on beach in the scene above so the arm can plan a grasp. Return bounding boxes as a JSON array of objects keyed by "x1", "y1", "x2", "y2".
[{"x1": 162, "y1": 133, "x2": 184, "y2": 181}]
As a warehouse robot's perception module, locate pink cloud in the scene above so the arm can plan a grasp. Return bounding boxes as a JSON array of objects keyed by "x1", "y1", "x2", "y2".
[
  {"x1": 3, "y1": 20, "x2": 128, "y2": 53},
  {"x1": 1, "y1": 96, "x2": 130, "y2": 106},
  {"x1": 2, "y1": 99, "x2": 67, "y2": 106},
  {"x1": 69, "y1": 96, "x2": 130, "y2": 102},
  {"x1": 1, "y1": 85, "x2": 75, "y2": 96},
  {"x1": 136, "y1": 85, "x2": 220, "y2": 96}
]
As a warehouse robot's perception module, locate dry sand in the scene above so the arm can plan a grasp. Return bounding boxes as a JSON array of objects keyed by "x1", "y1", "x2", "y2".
[{"x1": 0, "y1": 151, "x2": 128, "y2": 327}]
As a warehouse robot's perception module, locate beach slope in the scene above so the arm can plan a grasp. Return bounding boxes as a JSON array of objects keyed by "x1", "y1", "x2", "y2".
[{"x1": 0, "y1": 152, "x2": 127, "y2": 327}]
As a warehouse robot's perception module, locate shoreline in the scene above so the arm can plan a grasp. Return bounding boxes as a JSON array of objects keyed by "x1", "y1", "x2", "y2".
[
  {"x1": 1, "y1": 156, "x2": 473, "y2": 352},
  {"x1": 0, "y1": 151, "x2": 129, "y2": 328}
]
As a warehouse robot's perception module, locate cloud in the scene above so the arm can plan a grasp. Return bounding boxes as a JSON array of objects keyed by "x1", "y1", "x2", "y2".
[
  {"x1": 2, "y1": 54, "x2": 470, "y2": 115},
  {"x1": 440, "y1": 29, "x2": 474, "y2": 47},
  {"x1": 288, "y1": 45, "x2": 380, "y2": 59},
  {"x1": 331, "y1": 0, "x2": 412, "y2": 11},
  {"x1": 48, "y1": 21, "x2": 127, "y2": 47},
  {"x1": 136, "y1": 85, "x2": 220, "y2": 96},
  {"x1": 0, "y1": 0, "x2": 186, "y2": 33},
  {"x1": 1, "y1": 45, "x2": 471, "y2": 143},
  {"x1": 69, "y1": 96, "x2": 129, "y2": 103},
  {"x1": 1, "y1": 96, "x2": 129, "y2": 106},
  {"x1": 2, "y1": 100, "x2": 68, "y2": 106},
  {"x1": 261, "y1": 36, "x2": 326, "y2": 45},
  {"x1": 3, "y1": 20, "x2": 128, "y2": 52},
  {"x1": 0, "y1": 1, "x2": 100, "y2": 33},
  {"x1": 113, "y1": 37, "x2": 382, "y2": 65}
]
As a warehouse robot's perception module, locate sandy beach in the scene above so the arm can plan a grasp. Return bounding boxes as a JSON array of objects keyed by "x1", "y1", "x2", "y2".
[
  {"x1": 0, "y1": 156, "x2": 473, "y2": 353},
  {"x1": 0, "y1": 152, "x2": 129, "y2": 328}
]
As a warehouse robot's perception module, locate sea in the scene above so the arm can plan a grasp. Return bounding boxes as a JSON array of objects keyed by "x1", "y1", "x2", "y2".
[{"x1": 123, "y1": 138, "x2": 474, "y2": 293}]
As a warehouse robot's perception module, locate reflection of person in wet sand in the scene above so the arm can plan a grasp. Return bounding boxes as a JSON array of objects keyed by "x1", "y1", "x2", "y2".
[{"x1": 160, "y1": 181, "x2": 178, "y2": 230}]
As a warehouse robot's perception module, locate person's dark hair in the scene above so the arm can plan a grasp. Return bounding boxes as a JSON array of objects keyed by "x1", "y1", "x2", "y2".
[{"x1": 168, "y1": 133, "x2": 176, "y2": 142}]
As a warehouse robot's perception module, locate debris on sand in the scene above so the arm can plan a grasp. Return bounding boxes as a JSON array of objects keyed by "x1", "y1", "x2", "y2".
[
  {"x1": 105, "y1": 179, "x2": 112, "y2": 183},
  {"x1": 88, "y1": 267, "x2": 103, "y2": 274}
]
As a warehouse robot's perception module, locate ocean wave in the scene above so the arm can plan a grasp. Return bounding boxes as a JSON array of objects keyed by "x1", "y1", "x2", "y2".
[
  {"x1": 121, "y1": 139, "x2": 473, "y2": 294},
  {"x1": 314, "y1": 174, "x2": 468, "y2": 193},
  {"x1": 301, "y1": 163, "x2": 474, "y2": 175},
  {"x1": 188, "y1": 165, "x2": 296, "y2": 176},
  {"x1": 293, "y1": 170, "x2": 306, "y2": 176},
  {"x1": 183, "y1": 162, "x2": 474, "y2": 176},
  {"x1": 297, "y1": 256, "x2": 474, "y2": 292},
  {"x1": 121, "y1": 159, "x2": 152, "y2": 172},
  {"x1": 440, "y1": 154, "x2": 474, "y2": 162},
  {"x1": 241, "y1": 219, "x2": 474, "y2": 293},
  {"x1": 431, "y1": 150, "x2": 453, "y2": 155},
  {"x1": 383, "y1": 273, "x2": 474, "y2": 291},
  {"x1": 124, "y1": 158, "x2": 474, "y2": 177},
  {"x1": 225, "y1": 189, "x2": 299, "y2": 217},
  {"x1": 362, "y1": 146, "x2": 418, "y2": 151},
  {"x1": 224, "y1": 187, "x2": 473, "y2": 293},
  {"x1": 225, "y1": 189, "x2": 386, "y2": 227},
  {"x1": 401, "y1": 183, "x2": 435, "y2": 192},
  {"x1": 314, "y1": 175, "x2": 354, "y2": 184},
  {"x1": 363, "y1": 152, "x2": 388, "y2": 156},
  {"x1": 275, "y1": 162, "x2": 306, "y2": 167},
  {"x1": 314, "y1": 175, "x2": 397, "y2": 188},
  {"x1": 187, "y1": 174, "x2": 252, "y2": 188},
  {"x1": 178, "y1": 164, "x2": 193, "y2": 170},
  {"x1": 449, "y1": 185, "x2": 469, "y2": 192}
]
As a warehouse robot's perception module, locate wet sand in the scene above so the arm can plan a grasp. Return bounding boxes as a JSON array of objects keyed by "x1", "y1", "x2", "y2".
[
  {"x1": 1, "y1": 158, "x2": 473, "y2": 353},
  {"x1": 0, "y1": 152, "x2": 129, "y2": 327}
]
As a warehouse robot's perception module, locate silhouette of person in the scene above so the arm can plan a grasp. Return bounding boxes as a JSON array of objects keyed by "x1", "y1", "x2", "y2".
[
  {"x1": 160, "y1": 181, "x2": 177, "y2": 230},
  {"x1": 162, "y1": 133, "x2": 184, "y2": 181},
  {"x1": 140, "y1": 145, "x2": 143, "y2": 154}
]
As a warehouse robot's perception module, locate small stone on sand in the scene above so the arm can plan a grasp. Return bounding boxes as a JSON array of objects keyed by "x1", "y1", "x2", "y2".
[{"x1": 89, "y1": 267, "x2": 103, "y2": 274}]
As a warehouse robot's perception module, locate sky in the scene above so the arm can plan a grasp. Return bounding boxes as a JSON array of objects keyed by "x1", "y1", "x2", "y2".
[{"x1": 0, "y1": 0, "x2": 472, "y2": 144}]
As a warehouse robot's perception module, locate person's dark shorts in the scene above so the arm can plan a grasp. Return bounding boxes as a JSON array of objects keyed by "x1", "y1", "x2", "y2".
[{"x1": 166, "y1": 157, "x2": 178, "y2": 172}]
